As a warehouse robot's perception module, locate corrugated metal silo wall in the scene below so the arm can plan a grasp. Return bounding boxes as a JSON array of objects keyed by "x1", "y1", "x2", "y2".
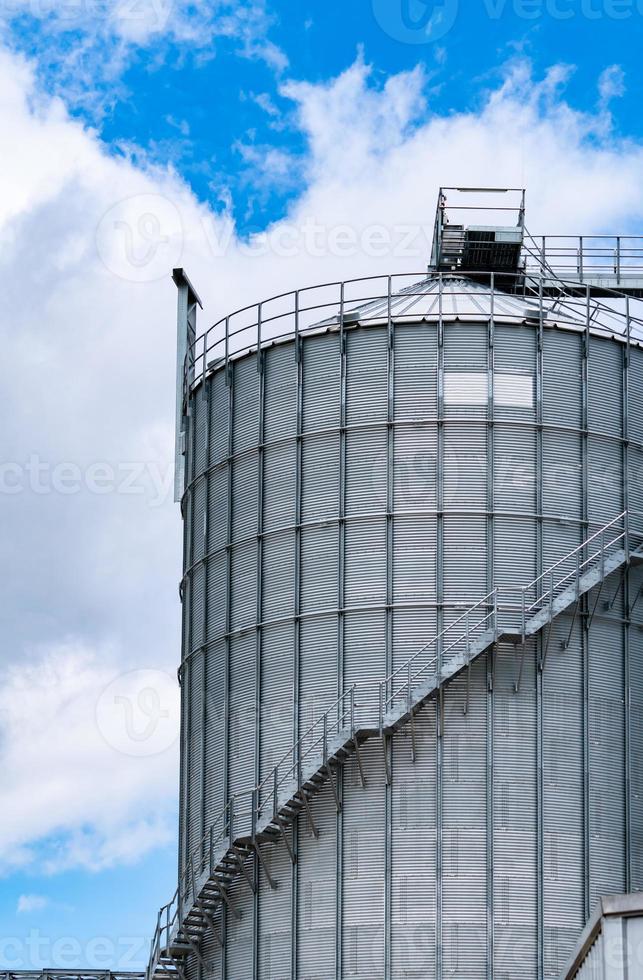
[{"x1": 178, "y1": 313, "x2": 643, "y2": 980}]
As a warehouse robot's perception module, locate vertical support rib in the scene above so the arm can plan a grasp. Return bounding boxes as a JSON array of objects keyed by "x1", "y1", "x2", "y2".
[
  {"x1": 535, "y1": 274, "x2": 544, "y2": 980},
  {"x1": 486, "y1": 275, "x2": 495, "y2": 979},
  {"x1": 581, "y1": 287, "x2": 591, "y2": 921},
  {"x1": 336, "y1": 281, "x2": 347, "y2": 980},
  {"x1": 384, "y1": 273, "x2": 394, "y2": 980},
  {"x1": 253, "y1": 305, "x2": 265, "y2": 980},
  {"x1": 436, "y1": 272, "x2": 445, "y2": 980},
  {"x1": 623, "y1": 298, "x2": 632, "y2": 892},
  {"x1": 222, "y1": 315, "x2": 233, "y2": 980},
  {"x1": 292, "y1": 291, "x2": 303, "y2": 980}
]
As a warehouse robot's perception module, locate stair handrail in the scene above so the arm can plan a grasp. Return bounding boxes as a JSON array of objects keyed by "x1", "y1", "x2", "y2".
[
  {"x1": 520, "y1": 512, "x2": 628, "y2": 614},
  {"x1": 381, "y1": 590, "x2": 497, "y2": 717},
  {"x1": 256, "y1": 686, "x2": 355, "y2": 820}
]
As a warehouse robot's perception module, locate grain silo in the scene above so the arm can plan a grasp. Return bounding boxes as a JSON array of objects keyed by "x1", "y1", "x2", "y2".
[{"x1": 148, "y1": 189, "x2": 643, "y2": 980}]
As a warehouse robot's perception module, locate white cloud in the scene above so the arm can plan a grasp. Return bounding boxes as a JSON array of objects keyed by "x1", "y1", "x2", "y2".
[
  {"x1": 0, "y1": 0, "x2": 287, "y2": 113},
  {"x1": 1, "y1": 46, "x2": 643, "y2": 876},
  {"x1": 17, "y1": 894, "x2": 49, "y2": 913}
]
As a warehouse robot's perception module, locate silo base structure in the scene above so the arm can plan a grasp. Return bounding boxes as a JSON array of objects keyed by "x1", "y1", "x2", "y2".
[{"x1": 150, "y1": 220, "x2": 643, "y2": 980}]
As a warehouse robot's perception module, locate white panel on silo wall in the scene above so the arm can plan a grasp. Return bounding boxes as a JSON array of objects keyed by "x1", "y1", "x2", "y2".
[
  {"x1": 441, "y1": 658, "x2": 487, "y2": 980},
  {"x1": 543, "y1": 620, "x2": 585, "y2": 978},
  {"x1": 342, "y1": 741, "x2": 386, "y2": 980},
  {"x1": 297, "y1": 786, "x2": 337, "y2": 980},
  {"x1": 493, "y1": 640, "x2": 538, "y2": 980},
  {"x1": 391, "y1": 701, "x2": 437, "y2": 980}
]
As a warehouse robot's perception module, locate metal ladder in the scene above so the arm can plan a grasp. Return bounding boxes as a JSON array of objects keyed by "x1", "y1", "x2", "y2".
[{"x1": 147, "y1": 512, "x2": 643, "y2": 980}]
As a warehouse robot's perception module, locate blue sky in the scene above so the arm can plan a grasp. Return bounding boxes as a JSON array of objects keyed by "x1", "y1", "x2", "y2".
[
  {"x1": 1, "y1": 0, "x2": 643, "y2": 971},
  {"x1": 6, "y1": 0, "x2": 643, "y2": 232}
]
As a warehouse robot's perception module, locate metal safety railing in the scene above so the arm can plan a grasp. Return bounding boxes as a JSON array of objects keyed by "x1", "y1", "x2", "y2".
[
  {"x1": 523, "y1": 234, "x2": 643, "y2": 284},
  {"x1": 517, "y1": 511, "x2": 632, "y2": 635},
  {"x1": 179, "y1": 270, "x2": 643, "y2": 417},
  {"x1": 148, "y1": 511, "x2": 643, "y2": 979}
]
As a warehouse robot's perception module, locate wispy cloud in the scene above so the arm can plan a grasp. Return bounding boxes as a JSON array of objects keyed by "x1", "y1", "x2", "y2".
[
  {"x1": 0, "y1": 0, "x2": 287, "y2": 115},
  {"x1": 17, "y1": 894, "x2": 49, "y2": 913}
]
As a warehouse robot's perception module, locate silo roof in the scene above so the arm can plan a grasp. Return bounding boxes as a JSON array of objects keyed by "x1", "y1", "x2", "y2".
[{"x1": 331, "y1": 275, "x2": 584, "y2": 327}]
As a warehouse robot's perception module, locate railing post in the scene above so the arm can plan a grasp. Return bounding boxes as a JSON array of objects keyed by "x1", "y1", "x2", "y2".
[
  {"x1": 229, "y1": 796, "x2": 234, "y2": 845},
  {"x1": 601, "y1": 526, "x2": 606, "y2": 578},
  {"x1": 378, "y1": 682, "x2": 383, "y2": 735},
  {"x1": 576, "y1": 550, "x2": 581, "y2": 599},
  {"x1": 493, "y1": 590, "x2": 499, "y2": 639},
  {"x1": 521, "y1": 588, "x2": 526, "y2": 640},
  {"x1": 350, "y1": 685, "x2": 355, "y2": 739},
  {"x1": 465, "y1": 610, "x2": 470, "y2": 663},
  {"x1": 273, "y1": 768, "x2": 278, "y2": 819},
  {"x1": 550, "y1": 569, "x2": 554, "y2": 620},
  {"x1": 616, "y1": 236, "x2": 621, "y2": 283},
  {"x1": 407, "y1": 661, "x2": 412, "y2": 718},
  {"x1": 323, "y1": 712, "x2": 328, "y2": 768},
  {"x1": 252, "y1": 786, "x2": 258, "y2": 841}
]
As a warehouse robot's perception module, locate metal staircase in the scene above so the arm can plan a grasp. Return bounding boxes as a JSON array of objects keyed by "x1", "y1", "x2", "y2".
[{"x1": 147, "y1": 513, "x2": 643, "y2": 980}]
